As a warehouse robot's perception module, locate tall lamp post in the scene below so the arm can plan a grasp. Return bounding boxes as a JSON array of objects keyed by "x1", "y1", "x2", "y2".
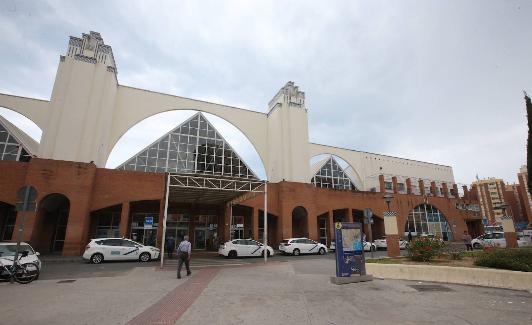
[{"x1": 383, "y1": 193, "x2": 394, "y2": 212}]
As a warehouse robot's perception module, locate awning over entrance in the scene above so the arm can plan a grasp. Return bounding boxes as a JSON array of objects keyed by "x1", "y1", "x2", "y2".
[
  {"x1": 160, "y1": 173, "x2": 268, "y2": 268},
  {"x1": 168, "y1": 174, "x2": 265, "y2": 205}
]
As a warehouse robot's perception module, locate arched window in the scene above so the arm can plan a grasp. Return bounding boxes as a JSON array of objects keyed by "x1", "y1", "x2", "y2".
[
  {"x1": 115, "y1": 112, "x2": 258, "y2": 179},
  {"x1": 311, "y1": 156, "x2": 357, "y2": 190},
  {"x1": 405, "y1": 204, "x2": 453, "y2": 241}
]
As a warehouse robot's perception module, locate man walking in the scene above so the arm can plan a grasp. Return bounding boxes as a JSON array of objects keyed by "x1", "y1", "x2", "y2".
[
  {"x1": 176, "y1": 235, "x2": 192, "y2": 279},
  {"x1": 462, "y1": 230, "x2": 473, "y2": 251}
]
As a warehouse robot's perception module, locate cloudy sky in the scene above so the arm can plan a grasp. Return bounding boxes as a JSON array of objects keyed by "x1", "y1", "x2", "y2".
[{"x1": 1, "y1": 0, "x2": 531, "y2": 184}]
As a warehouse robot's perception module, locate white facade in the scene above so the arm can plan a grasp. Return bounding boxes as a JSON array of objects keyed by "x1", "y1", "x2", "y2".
[{"x1": 0, "y1": 31, "x2": 455, "y2": 189}]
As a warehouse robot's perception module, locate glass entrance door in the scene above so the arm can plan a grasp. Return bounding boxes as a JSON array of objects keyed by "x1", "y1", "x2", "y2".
[
  {"x1": 318, "y1": 217, "x2": 327, "y2": 245},
  {"x1": 194, "y1": 229, "x2": 206, "y2": 249},
  {"x1": 130, "y1": 213, "x2": 158, "y2": 246},
  {"x1": 165, "y1": 227, "x2": 188, "y2": 252}
]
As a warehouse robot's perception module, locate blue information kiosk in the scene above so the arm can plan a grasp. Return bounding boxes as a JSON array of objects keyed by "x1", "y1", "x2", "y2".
[{"x1": 331, "y1": 222, "x2": 373, "y2": 285}]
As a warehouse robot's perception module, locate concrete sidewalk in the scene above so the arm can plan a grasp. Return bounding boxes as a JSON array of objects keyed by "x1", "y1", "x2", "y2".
[
  {"x1": 177, "y1": 259, "x2": 532, "y2": 325},
  {"x1": 0, "y1": 266, "x2": 181, "y2": 325},
  {"x1": 1, "y1": 258, "x2": 531, "y2": 325}
]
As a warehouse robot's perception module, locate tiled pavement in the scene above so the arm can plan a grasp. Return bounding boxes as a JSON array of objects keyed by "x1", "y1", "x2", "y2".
[{"x1": 127, "y1": 267, "x2": 220, "y2": 325}]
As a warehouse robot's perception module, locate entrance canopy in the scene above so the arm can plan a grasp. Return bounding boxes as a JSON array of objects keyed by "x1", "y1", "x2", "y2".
[{"x1": 168, "y1": 173, "x2": 265, "y2": 205}]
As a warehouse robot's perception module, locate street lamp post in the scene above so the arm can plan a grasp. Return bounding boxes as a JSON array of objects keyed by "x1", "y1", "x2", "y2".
[{"x1": 383, "y1": 193, "x2": 394, "y2": 212}]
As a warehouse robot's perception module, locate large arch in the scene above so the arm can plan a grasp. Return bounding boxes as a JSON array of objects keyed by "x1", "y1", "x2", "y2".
[
  {"x1": 292, "y1": 206, "x2": 308, "y2": 238},
  {"x1": 0, "y1": 107, "x2": 43, "y2": 142},
  {"x1": 0, "y1": 94, "x2": 49, "y2": 132},
  {"x1": 0, "y1": 201, "x2": 16, "y2": 241},
  {"x1": 106, "y1": 110, "x2": 267, "y2": 179},
  {"x1": 34, "y1": 193, "x2": 70, "y2": 254},
  {"x1": 106, "y1": 86, "x2": 269, "y2": 175}
]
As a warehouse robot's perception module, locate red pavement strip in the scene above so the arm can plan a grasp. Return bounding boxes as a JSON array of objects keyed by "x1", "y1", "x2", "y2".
[{"x1": 127, "y1": 268, "x2": 219, "y2": 325}]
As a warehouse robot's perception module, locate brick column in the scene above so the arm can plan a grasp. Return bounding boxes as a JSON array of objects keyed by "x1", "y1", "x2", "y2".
[
  {"x1": 501, "y1": 217, "x2": 518, "y2": 248},
  {"x1": 462, "y1": 186, "x2": 469, "y2": 200},
  {"x1": 19, "y1": 210, "x2": 38, "y2": 243},
  {"x1": 419, "y1": 180, "x2": 425, "y2": 196},
  {"x1": 118, "y1": 202, "x2": 130, "y2": 238},
  {"x1": 379, "y1": 175, "x2": 385, "y2": 193},
  {"x1": 453, "y1": 184, "x2": 459, "y2": 198},
  {"x1": 328, "y1": 210, "x2": 334, "y2": 243},
  {"x1": 347, "y1": 208, "x2": 353, "y2": 222},
  {"x1": 307, "y1": 209, "x2": 318, "y2": 241},
  {"x1": 252, "y1": 208, "x2": 259, "y2": 241},
  {"x1": 430, "y1": 181, "x2": 437, "y2": 196},
  {"x1": 63, "y1": 203, "x2": 92, "y2": 256},
  {"x1": 392, "y1": 176, "x2": 398, "y2": 194},
  {"x1": 384, "y1": 213, "x2": 400, "y2": 257},
  {"x1": 442, "y1": 183, "x2": 449, "y2": 198},
  {"x1": 406, "y1": 178, "x2": 412, "y2": 195}
]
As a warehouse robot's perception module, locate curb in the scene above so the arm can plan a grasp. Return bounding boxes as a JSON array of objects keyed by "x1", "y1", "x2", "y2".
[
  {"x1": 41, "y1": 257, "x2": 84, "y2": 263},
  {"x1": 366, "y1": 263, "x2": 532, "y2": 291}
]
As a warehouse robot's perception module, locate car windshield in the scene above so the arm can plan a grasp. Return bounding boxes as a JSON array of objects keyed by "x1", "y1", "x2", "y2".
[{"x1": 0, "y1": 244, "x2": 35, "y2": 257}]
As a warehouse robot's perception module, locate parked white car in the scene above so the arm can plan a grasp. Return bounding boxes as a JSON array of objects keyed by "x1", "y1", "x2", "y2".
[
  {"x1": 83, "y1": 238, "x2": 160, "y2": 264},
  {"x1": 373, "y1": 237, "x2": 408, "y2": 250},
  {"x1": 0, "y1": 242, "x2": 41, "y2": 280},
  {"x1": 472, "y1": 232, "x2": 532, "y2": 249},
  {"x1": 279, "y1": 238, "x2": 328, "y2": 256},
  {"x1": 218, "y1": 239, "x2": 274, "y2": 258},
  {"x1": 329, "y1": 240, "x2": 376, "y2": 252}
]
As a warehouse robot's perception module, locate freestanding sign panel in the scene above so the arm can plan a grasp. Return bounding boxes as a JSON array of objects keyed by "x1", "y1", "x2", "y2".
[{"x1": 334, "y1": 222, "x2": 366, "y2": 277}]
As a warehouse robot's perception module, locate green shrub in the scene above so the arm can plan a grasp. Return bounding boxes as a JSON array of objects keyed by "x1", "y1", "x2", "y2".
[
  {"x1": 406, "y1": 237, "x2": 445, "y2": 262},
  {"x1": 474, "y1": 248, "x2": 532, "y2": 272},
  {"x1": 447, "y1": 250, "x2": 464, "y2": 260}
]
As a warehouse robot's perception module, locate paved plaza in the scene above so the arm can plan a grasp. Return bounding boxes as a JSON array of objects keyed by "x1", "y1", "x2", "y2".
[{"x1": 1, "y1": 255, "x2": 531, "y2": 325}]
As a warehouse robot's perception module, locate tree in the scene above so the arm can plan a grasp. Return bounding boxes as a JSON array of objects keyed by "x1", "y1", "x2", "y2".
[{"x1": 526, "y1": 91, "x2": 532, "y2": 194}]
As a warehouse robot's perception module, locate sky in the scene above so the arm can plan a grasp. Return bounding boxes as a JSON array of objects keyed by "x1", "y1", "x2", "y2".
[{"x1": 0, "y1": 0, "x2": 531, "y2": 184}]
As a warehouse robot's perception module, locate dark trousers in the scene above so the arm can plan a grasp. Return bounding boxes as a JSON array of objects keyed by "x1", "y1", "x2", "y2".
[
  {"x1": 166, "y1": 248, "x2": 173, "y2": 258},
  {"x1": 177, "y1": 252, "x2": 191, "y2": 277},
  {"x1": 465, "y1": 244, "x2": 473, "y2": 251}
]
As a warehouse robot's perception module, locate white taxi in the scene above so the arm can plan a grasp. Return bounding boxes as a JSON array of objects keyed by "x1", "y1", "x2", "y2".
[
  {"x1": 83, "y1": 238, "x2": 160, "y2": 264},
  {"x1": 373, "y1": 237, "x2": 408, "y2": 250},
  {"x1": 0, "y1": 242, "x2": 42, "y2": 280},
  {"x1": 279, "y1": 238, "x2": 328, "y2": 256},
  {"x1": 471, "y1": 232, "x2": 532, "y2": 249},
  {"x1": 218, "y1": 239, "x2": 274, "y2": 258}
]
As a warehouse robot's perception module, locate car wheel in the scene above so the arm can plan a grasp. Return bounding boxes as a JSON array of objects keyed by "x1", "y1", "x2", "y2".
[
  {"x1": 370, "y1": 245, "x2": 376, "y2": 252},
  {"x1": 91, "y1": 253, "x2": 104, "y2": 264},
  {"x1": 318, "y1": 248, "x2": 326, "y2": 255},
  {"x1": 293, "y1": 248, "x2": 300, "y2": 256},
  {"x1": 228, "y1": 250, "x2": 238, "y2": 259},
  {"x1": 473, "y1": 243, "x2": 481, "y2": 249},
  {"x1": 139, "y1": 252, "x2": 151, "y2": 262},
  {"x1": 261, "y1": 250, "x2": 271, "y2": 257}
]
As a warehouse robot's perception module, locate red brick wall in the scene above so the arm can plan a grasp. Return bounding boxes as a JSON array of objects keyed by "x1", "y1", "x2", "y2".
[
  {"x1": 237, "y1": 181, "x2": 480, "y2": 246},
  {"x1": 0, "y1": 159, "x2": 487, "y2": 255}
]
